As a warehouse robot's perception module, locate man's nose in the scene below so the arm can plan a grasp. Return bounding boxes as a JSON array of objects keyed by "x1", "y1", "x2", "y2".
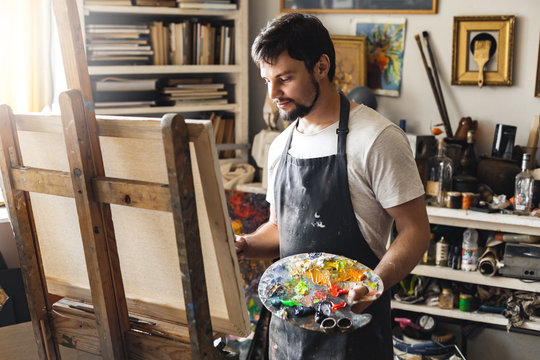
[{"x1": 268, "y1": 82, "x2": 282, "y2": 100}]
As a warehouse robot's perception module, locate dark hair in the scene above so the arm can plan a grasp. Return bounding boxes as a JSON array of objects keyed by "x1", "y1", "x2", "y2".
[{"x1": 251, "y1": 12, "x2": 336, "y2": 82}]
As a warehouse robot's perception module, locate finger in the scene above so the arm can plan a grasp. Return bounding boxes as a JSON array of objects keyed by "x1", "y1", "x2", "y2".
[
  {"x1": 350, "y1": 299, "x2": 372, "y2": 314},
  {"x1": 234, "y1": 236, "x2": 246, "y2": 256},
  {"x1": 348, "y1": 285, "x2": 369, "y2": 302}
]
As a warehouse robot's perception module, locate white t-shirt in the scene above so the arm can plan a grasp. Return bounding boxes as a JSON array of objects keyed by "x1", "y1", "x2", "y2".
[{"x1": 266, "y1": 105, "x2": 425, "y2": 259}]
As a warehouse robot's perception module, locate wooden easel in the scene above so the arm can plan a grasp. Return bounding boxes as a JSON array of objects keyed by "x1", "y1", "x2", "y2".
[
  {"x1": 0, "y1": 90, "x2": 245, "y2": 359},
  {"x1": 0, "y1": 0, "x2": 248, "y2": 358}
]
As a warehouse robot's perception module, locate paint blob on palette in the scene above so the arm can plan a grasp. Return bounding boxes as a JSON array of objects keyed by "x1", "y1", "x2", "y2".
[{"x1": 258, "y1": 252, "x2": 383, "y2": 333}]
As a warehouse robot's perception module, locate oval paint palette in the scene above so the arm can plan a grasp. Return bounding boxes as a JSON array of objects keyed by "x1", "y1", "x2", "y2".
[{"x1": 258, "y1": 252, "x2": 383, "y2": 333}]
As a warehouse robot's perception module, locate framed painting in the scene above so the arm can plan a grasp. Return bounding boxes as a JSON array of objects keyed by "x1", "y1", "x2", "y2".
[
  {"x1": 331, "y1": 35, "x2": 367, "y2": 94},
  {"x1": 354, "y1": 17, "x2": 406, "y2": 97},
  {"x1": 451, "y1": 15, "x2": 515, "y2": 86},
  {"x1": 281, "y1": 0, "x2": 437, "y2": 14}
]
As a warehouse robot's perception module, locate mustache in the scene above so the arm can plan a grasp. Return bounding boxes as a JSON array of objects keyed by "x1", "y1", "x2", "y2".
[{"x1": 274, "y1": 97, "x2": 294, "y2": 104}]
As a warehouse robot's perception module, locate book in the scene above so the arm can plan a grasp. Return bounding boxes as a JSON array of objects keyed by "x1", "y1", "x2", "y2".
[
  {"x1": 178, "y1": 2, "x2": 237, "y2": 10},
  {"x1": 95, "y1": 77, "x2": 158, "y2": 92},
  {"x1": 95, "y1": 100, "x2": 156, "y2": 108}
]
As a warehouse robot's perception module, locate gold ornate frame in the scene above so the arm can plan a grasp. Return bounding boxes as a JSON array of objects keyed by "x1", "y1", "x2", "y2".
[
  {"x1": 534, "y1": 33, "x2": 540, "y2": 97},
  {"x1": 451, "y1": 15, "x2": 515, "y2": 86},
  {"x1": 281, "y1": 0, "x2": 437, "y2": 14},
  {"x1": 331, "y1": 35, "x2": 367, "y2": 94}
]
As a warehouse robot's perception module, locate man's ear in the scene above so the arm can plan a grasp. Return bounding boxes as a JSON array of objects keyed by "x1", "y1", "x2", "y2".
[{"x1": 314, "y1": 54, "x2": 331, "y2": 80}]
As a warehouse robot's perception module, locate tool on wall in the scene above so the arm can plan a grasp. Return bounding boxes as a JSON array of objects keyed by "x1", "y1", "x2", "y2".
[
  {"x1": 415, "y1": 31, "x2": 453, "y2": 138},
  {"x1": 470, "y1": 33, "x2": 497, "y2": 88}
]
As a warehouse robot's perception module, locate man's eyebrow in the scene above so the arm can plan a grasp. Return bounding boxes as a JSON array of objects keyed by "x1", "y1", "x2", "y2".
[{"x1": 266, "y1": 70, "x2": 293, "y2": 79}]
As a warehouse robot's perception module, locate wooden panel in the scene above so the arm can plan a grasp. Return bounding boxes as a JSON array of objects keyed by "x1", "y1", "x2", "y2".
[{"x1": 11, "y1": 111, "x2": 250, "y2": 337}]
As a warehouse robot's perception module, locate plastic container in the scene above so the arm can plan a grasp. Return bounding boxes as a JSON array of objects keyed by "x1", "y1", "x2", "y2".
[{"x1": 461, "y1": 228, "x2": 478, "y2": 271}]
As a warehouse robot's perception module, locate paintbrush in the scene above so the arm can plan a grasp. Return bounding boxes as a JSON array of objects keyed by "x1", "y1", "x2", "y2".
[
  {"x1": 415, "y1": 34, "x2": 453, "y2": 137},
  {"x1": 422, "y1": 31, "x2": 452, "y2": 137}
]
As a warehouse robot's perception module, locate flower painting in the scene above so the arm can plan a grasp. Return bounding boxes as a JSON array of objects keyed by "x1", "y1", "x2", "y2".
[{"x1": 354, "y1": 17, "x2": 406, "y2": 97}]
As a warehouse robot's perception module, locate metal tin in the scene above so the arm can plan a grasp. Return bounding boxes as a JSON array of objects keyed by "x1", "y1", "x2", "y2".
[
  {"x1": 446, "y1": 191, "x2": 462, "y2": 209},
  {"x1": 459, "y1": 293, "x2": 473, "y2": 312}
]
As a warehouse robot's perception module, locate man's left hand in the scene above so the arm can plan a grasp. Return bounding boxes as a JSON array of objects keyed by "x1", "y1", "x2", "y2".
[{"x1": 348, "y1": 285, "x2": 373, "y2": 314}]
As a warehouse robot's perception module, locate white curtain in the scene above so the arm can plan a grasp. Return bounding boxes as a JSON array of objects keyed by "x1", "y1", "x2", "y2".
[{"x1": 0, "y1": 0, "x2": 55, "y2": 112}]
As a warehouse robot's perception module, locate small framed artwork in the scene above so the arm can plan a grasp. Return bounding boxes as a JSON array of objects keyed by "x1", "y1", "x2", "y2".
[
  {"x1": 451, "y1": 15, "x2": 515, "y2": 86},
  {"x1": 281, "y1": 0, "x2": 437, "y2": 14},
  {"x1": 331, "y1": 35, "x2": 367, "y2": 94},
  {"x1": 535, "y1": 34, "x2": 540, "y2": 97}
]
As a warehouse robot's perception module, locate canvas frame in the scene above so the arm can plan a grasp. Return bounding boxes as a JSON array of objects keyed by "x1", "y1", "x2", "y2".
[
  {"x1": 451, "y1": 15, "x2": 515, "y2": 86},
  {"x1": 281, "y1": 0, "x2": 437, "y2": 14},
  {"x1": 331, "y1": 35, "x2": 367, "y2": 93}
]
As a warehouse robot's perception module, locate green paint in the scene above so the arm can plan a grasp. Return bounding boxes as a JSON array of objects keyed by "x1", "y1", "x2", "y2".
[{"x1": 295, "y1": 279, "x2": 309, "y2": 295}]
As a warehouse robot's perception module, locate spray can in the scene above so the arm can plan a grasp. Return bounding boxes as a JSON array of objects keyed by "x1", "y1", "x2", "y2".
[{"x1": 461, "y1": 228, "x2": 478, "y2": 271}]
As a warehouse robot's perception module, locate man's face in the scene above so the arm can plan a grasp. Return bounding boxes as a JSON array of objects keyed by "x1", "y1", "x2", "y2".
[{"x1": 260, "y1": 52, "x2": 320, "y2": 121}]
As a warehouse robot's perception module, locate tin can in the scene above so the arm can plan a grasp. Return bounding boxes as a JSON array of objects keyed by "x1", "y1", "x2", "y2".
[
  {"x1": 461, "y1": 192, "x2": 473, "y2": 210},
  {"x1": 459, "y1": 293, "x2": 473, "y2": 312},
  {"x1": 446, "y1": 191, "x2": 462, "y2": 209}
]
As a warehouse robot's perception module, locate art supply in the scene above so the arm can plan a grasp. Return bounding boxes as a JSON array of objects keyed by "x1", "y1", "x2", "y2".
[
  {"x1": 258, "y1": 253, "x2": 381, "y2": 332},
  {"x1": 461, "y1": 228, "x2": 478, "y2": 271},
  {"x1": 459, "y1": 293, "x2": 473, "y2": 312},
  {"x1": 446, "y1": 191, "x2": 462, "y2": 209},
  {"x1": 491, "y1": 124, "x2": 517, "y2": 159},
  {"x1": 514, "y1": 153, "x2": 535, "y2": 215},
  {"x1": 435, "y1": 236, "x2": 449, "y2": 267},
  {"x1": 438, "y1": 288, "x2": 454, "y2": 309},
  {"x1": 415, "y1": 33, "x2": 453, "y2": 137}
]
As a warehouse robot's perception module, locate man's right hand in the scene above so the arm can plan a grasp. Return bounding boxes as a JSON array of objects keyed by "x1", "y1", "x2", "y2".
[{"x1": 234, "y1": 235, "x2": 248, "y2": 260}]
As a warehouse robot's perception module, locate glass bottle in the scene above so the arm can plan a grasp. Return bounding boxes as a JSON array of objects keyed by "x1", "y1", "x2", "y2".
[
  {"x1": 438, "y1": 288, "x2": 454, "y2": 309},
  {"x1": 514, "y1": 153, "x2": 534, "y2": 215},
  {"x1": 426, "y1": 138, "x2": 454, "y2": 207},
  {"x1": 461, "y1": 228, "x2": 478, "y2": 271},
  {"x1": 459, "y1": 130, "x2": 477, "y2": 176},
  {"x1": 435, "y1": 236, "x2": 449, "y2": 267}
]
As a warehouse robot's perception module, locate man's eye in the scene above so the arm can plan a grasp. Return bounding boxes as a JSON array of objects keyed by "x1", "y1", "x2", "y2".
[{"x1": 279, "y1": 78, "x2": 289, "y2": 82}]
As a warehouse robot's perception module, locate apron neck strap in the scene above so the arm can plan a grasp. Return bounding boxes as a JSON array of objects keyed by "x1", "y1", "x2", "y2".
[{"x1": 336, "y1": 92, "x2": 350, "y2": 155}]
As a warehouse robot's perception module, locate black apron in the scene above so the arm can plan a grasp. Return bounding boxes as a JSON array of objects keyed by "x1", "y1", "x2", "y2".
[{"x1": 270, "y1": 93, "x2": 392, "y2": 360}]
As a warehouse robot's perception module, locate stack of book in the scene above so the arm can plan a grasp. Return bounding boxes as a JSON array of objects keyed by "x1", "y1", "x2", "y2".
[
  {"x1": 93, "y1": 77, "x2": 158, "y2": 109},
  {"x1": 176, "y1": 0, "x2": 237, "y2": 10},
  {"x1": 149, "y1": 21, "x2": 169, "y2": 65},
  {"x1": 86, "y1": 24, "x2": 152, "y2": 64},
  {"x1": 160, "y1": 78, "x2": 228, "y2": 106},
  {"x1": 85, "y1": 0, "x2": 132, "y2": 5}
]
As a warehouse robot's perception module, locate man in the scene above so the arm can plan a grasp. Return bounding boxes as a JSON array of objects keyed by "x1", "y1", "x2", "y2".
[{"x1": 235, "y1": 12, "x2": 430, "y2": 359}]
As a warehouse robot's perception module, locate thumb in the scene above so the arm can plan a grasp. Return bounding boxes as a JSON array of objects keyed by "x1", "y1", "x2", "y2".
[{"x1": 234, "y1": 236, "x2": 247, "y2": 258}]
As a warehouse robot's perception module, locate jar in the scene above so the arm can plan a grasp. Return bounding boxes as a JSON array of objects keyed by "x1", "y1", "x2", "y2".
[
  {"x1": 445, "y1": 191, "x2": 462, "y2": 209},
  {"x1": 438, "y1": 288, "x2": 454, "y2": 309},
  {"x1": 459, "y1": 293, "x2": 473, "y2": 312},
  {"x1": 435, "y1": 236, "x2": 449, "y2": 267}
]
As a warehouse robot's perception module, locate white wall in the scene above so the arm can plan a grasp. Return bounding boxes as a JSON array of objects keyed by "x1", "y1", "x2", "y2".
[{"x1": 248, "y1": 0, "x2": 540, "y2": 160}]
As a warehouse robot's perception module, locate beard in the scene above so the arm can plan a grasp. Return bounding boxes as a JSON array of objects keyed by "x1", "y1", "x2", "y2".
[{"x1": 277, "y1": 77, "x2": 320, "y2": 121}]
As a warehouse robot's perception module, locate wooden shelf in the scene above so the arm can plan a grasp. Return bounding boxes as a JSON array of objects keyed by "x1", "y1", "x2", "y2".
[
  {"x1": 85, "y1": 5, "x2": 239, "y2": 18},
  {"x1": 391, "y1": 301, "x2": 540, "y2": 331},
  {"x1": 427, "y1": 206, "x2": 540, "y2": 236},
  {"x1": 411, "y1": 264, "x2": 540, "y2": 293},
  {"x1": 95, "y1": 103, "x2": 237, "y2": 116},
  {"x1": 88, "y1": 65, "x2": 241, "y2": 76}
]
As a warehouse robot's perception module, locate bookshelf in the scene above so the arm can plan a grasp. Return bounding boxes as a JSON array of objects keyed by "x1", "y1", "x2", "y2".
[{"x1": 79, "y1": 0, "x2": 249, "y2": 161}]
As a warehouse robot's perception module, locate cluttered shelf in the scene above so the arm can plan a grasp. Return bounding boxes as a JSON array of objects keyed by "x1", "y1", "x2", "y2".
[
  {"x1": 411, "y1": 264, "x2": 540, "y2": 293},
  {"x1": 391, "y1": 301, "x2": 540, "y2": 332},
  {"x1": 426, "y1": 206, "x2": 540, "y2": 236},
  {"x1": 94, "y1": 102, "x2": 237, "y2": 115}
]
